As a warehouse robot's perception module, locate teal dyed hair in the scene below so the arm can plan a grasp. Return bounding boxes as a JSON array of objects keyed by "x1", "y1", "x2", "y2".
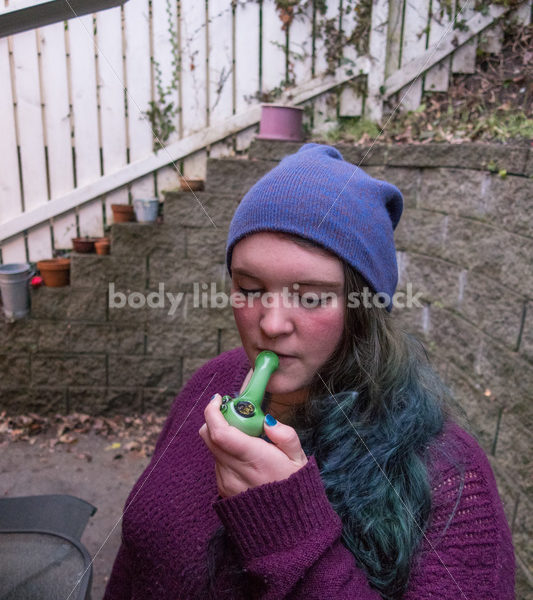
[{"x1": 282, "y1": 241, "x2": 450, "y2": 598}]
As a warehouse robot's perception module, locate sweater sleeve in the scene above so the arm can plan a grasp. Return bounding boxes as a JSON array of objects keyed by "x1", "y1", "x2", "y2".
[
  {"x1": 213, "y1": 456, "x2": 380, "y2": 599},
  {"x1": 213, "y1": 433, "x2": 515, "y2": 600},
  {"x1": 404, "y1": 429, "x2": 515, "y2": 600}
]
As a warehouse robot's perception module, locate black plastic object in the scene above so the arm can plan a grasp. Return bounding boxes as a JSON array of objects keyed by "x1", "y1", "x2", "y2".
[
  {"x1": 0, "y1": 494, "x2": 96, "y2": 541},
  {"x1": 0, "y1": 495, "x2": 97, "y2": 600}
]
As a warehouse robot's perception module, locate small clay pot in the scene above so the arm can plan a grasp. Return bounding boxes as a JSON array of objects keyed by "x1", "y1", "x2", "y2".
[
  {"x1": 111, "y1": 203, "x2": 135, "y2": 223},
  {"x1": 72, "y1": 237, "x2": 97, "y2": 253},
  {"x1": 179, "y1": 176, "x2": 204, "y2": 192},
  {"x1": 37, "y1": 258, "x2": 71, "y2": 287},
  {"x1": 95, "y1": 238, "x2": 110, "y2": 255}
]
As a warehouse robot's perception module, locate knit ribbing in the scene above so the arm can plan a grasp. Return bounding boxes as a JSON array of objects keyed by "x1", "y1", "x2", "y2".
[{"x1": 214, "y1": 456, "x2": 342, "y2": 559}]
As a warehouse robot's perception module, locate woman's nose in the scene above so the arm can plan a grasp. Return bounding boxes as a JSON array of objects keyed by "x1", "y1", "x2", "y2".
[{"x1": 259, "y1": 302, "x2": 294, "y2": 338}]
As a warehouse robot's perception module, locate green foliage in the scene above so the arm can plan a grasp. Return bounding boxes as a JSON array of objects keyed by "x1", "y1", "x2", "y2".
[
  {"x1": 454, "y1": 18, "x2": 470, "y2": 32},
  {"x1": 383, "y1": 103, "x2": 533, "y2": 144},
  {"x1": 145, "y1": 100, "x2": 177, "y2": 152},
  {"x1": 322, "y1": 117, "x2": 381, "y2": 143},
  {"x1": 144, "y1": 0, "x2": 180, "y2": 152},
  {"x1": 486, "y1": 162, "x2": 508, "y2": 179},
  {"x1": 350, "y1": 0, "x2": 372, "y2": 55},
  {"x1": 476, "y1": 0, "x2": 524, "y2": 9},
  {"x1": 476, "y1": 111, "x2": 533, "y2": 140}
]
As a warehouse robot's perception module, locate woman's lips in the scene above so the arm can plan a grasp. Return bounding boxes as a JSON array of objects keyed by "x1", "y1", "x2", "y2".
[
  {"x1": 258, "y1": 349, "x2": 295, "y2": 359},
  {"x1": 274, "y1": 353, "x2": 297, "y2": 363},
  {"x1": 279, "y1": 356, "x2": 296, "y2": 365}
]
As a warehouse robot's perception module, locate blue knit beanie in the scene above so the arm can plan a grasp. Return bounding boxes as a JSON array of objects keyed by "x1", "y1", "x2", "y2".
[{"x1": 226, "y1": 143, "x2": 403, "y2": 310}]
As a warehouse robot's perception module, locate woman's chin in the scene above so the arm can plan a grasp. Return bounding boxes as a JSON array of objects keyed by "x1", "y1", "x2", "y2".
[{"x1": 266, "y1": 375, "x2": 309, "y2": 400}]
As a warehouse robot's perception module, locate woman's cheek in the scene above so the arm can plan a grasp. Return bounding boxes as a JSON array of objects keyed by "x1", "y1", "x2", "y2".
[
  {"x1": 232, "y1": 304, "x2": 257, "y2": 332},
  {"x1": 301, "y1": 308, "x2": 343, "y2": 337},
  {"x1": 300, "y1": 313, "x2": 344, "y2": 363}
]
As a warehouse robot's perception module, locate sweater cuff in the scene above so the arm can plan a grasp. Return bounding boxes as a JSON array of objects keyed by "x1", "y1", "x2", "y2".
[{"x1": 213, "y1": 456, "x2": 342, "y2": 559}]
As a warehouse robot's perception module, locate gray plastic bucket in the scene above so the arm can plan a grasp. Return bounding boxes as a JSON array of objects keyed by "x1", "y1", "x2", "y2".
[
  {"x1": 0, "y1": 263, "x2": 32, "y2": 320},
  {"x1": 133, "y1": 198, "x2": 159, "y2": 223}
]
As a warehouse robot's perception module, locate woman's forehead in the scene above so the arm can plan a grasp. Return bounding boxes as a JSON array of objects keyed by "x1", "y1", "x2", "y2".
[{"x1": 231, "y1": 232, "x2": 344, "y2": 284}]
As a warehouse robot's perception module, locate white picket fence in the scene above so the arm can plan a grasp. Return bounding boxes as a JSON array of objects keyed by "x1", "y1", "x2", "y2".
[{"x1": 0, "y1": 0, "x2": 530, "y2": 264}]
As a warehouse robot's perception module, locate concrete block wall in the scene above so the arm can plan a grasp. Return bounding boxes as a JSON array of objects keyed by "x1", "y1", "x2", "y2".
[
  {"x1": 1, "y1": 138, "x2": 531, "y2": 595},
  {"x1": 0, "y1": 193, "x2": 243, "y2": 416}
]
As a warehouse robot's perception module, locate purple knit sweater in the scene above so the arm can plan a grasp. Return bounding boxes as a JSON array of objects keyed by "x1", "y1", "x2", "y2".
[{"x1": 103, "y1": 347, "x2": 514, "y2": 599}]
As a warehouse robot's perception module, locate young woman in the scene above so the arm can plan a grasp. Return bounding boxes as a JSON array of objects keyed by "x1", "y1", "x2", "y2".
[{"x1": 103, "y1": 144, "x2": 514, "y2": 599}]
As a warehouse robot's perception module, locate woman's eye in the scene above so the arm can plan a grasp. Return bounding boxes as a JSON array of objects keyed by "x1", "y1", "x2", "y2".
[
  {"x1": 300, "y1": 293, "x2": 328, "y2": 308},
  {"x1": 237, "y1": 288, "x2": 332, "y2": 307},
  {"x1": 239, "y1": 287, "x2": 262, "y2": 296}
]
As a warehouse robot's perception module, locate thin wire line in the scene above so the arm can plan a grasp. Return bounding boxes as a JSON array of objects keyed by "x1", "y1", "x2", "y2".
[
  {"x1": 315, "y1": 372, "x2": 470, "y2": 600},
  {"x1": 315, "y1": 4, "x2": 473, "y2": 592},
  {"x1": 56, "y1": 3, "x2": 474, "y2": 599},
  {"x1": 64, "y1": 373, "x2": 218, "y2": 600},
  {"x1": 62, "y1": 0, "x2": 217, "y2": 228},
  {"x1": 317, "y1": 0, "x2": 473, "y2": 228},
  {"x1": 48, "y1": 4, "x2": 216, "y2": 598}
]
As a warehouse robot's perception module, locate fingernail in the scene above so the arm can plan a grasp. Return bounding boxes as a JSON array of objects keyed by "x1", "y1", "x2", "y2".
[
  {"x1": 210, "y1": 394, "x2": 217, "y2": 400},
  {"x1": 265, "y1": 414, "x2": 277, "y2": 427}
]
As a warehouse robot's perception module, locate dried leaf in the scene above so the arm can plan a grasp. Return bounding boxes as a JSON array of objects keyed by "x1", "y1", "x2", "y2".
[
  {"x1": 105, "y1": 442, "x2": 122, "y2": 451},
  {"x1": 124, "y1": 441, "x2": 141, "y2": 452},
  {"x1": 1, "y1": 411, "x2": 166, "y2": 455}
]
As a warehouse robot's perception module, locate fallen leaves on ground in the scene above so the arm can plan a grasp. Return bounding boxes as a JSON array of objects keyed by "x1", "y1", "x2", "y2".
[
  {"x1": 0, "y1": 411, "x2": 167, "y2": 458},
  {"x1": 324, "y1": 23, "x2": 532, "y2": 146}
]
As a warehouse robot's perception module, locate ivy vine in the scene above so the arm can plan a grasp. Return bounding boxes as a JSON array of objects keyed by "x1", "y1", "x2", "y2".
[{"x1": 144, "y1": 0, "x2": 180, "y2": 152}]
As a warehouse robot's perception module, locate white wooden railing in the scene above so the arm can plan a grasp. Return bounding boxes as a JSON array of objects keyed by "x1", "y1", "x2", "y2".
[{"x1": 0, "y1": 0, "x2": 530, "y2": 264}]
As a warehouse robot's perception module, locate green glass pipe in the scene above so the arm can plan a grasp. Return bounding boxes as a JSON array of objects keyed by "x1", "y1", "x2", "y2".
[{"x1": 220, "y1": 350, "x2": 279, "y2": 436}]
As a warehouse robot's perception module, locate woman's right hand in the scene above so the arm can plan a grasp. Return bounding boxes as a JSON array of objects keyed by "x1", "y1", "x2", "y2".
[{"x1": 199, "y1": 394, "x2": 308, "y2": 498}]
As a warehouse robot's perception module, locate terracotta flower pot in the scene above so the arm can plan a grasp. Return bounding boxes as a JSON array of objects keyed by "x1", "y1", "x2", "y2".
[
  {"x1": 257, "y1": 104, "x2": 304, "y2": 142},
  {"x1": 37, "y1": 258, "x2": 71, "y2": 287},
  {"x1": 179, "y1": 176, "x2": 204, "y2": 192},
  {"x1": 95, "y1": 238, "x2": 110, "y2": 255},
  {"x1": 111, "y1": 203, "x2": 135, "y2": 223},
  {"x1": 72, "y1": 237, "x2": 97, "y2": 253}
]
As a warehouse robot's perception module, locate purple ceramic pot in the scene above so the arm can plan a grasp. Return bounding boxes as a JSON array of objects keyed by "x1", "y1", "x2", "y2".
[{"x1": 257, "y1": 104, "x2": 304, "y2": 142}]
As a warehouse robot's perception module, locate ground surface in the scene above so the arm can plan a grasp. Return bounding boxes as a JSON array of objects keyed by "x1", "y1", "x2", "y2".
[{"x1": 0, "y1": 415, "x2": 164, "y2": 600}]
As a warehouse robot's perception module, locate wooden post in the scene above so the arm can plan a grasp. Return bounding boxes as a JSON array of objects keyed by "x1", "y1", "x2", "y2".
[{"x1": 366, "y1": 0, "x2": 390, "y2": 122}]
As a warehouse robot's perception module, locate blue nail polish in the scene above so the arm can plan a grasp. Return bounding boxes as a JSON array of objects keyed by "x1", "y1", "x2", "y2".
[
  {"x1": 210, "y1": 394, "x2": 217, "y2": 400},
  {"x1": 265, "y1": 414, "x2": 277, "y2": 427}
]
